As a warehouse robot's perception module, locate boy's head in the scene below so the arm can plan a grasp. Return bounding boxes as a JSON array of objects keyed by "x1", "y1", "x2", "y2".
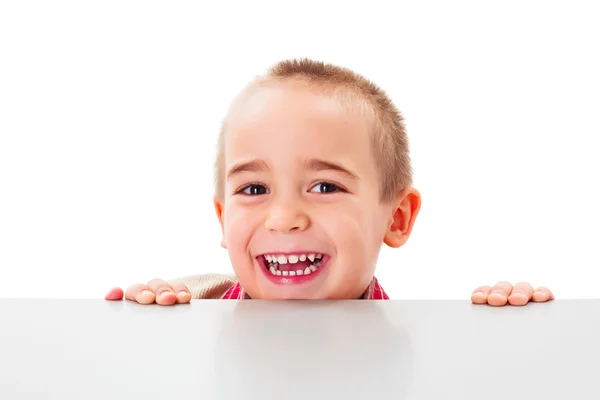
[{"x1": 213, "y1": 59, "x2": 421, "y2": 299}]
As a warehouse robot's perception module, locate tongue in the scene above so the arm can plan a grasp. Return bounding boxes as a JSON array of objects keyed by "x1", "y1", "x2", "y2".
[{"x1": 279, "y1": 260, "x2": 312, "y2": 272}]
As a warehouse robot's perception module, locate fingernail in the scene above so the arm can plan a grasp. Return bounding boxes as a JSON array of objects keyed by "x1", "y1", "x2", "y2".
[
  {"x1": 472, "y1": 291, "x2": 484, "y2": 296},
  {"x1": 491, "y1": 291, "x2": 504, "y2": 296},
  {"x1": 177, "y1": 291, "x2": 188, "y2": 297},
  {"x1": 136, "y1": 290, "x2": 154, "y2": 303},
  {"x1": 159, "y1": 290, "x2": 174, "y2": 297}
]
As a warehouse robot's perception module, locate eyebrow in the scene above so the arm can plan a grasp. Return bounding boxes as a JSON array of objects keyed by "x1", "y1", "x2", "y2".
[
  {"x1": 226, "y1": 158, "x2": 359, "y2": 180},
  {"x1": 227, "y1": 159, "x2": 269, "y2": 179},
  {"x1": 304, "y1": 158, "x2": 359, "y2": 180}
]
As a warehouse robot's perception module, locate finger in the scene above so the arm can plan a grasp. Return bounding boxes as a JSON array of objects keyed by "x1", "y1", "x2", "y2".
[
  {"x1": 125, "y1": 283, "x2": 155, "y2": 304},
  {"x1": 532, "y1": 286, "x2": 555, "y2": 302},
  {"x1": 147, "y1": 278, "x2": 177, "y2": 306},
  {"x1": 104, "y1": 287, "x2": 124, "y2": 300},
  {"x1": 508, "y1": 282, "x2": 534, "y2": 306},
  {"x1": 471, "y1": 286, "x2": 492, "y2": 304},
  {"x1": 170, "y1": 283, "x2": 192, "y2": 304},
  {"x1": 487, "y1": 281, "x2": 513, "y2": 306}
]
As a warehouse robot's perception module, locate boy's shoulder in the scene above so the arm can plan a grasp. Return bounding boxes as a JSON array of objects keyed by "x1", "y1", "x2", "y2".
[{"x1": 168, "y1": 273, "x2": 238, "y2": 299}]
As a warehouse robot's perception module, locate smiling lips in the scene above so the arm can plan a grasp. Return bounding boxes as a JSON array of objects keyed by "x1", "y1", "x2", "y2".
[{"x1": 260, "y1": 253, "x2": 326, "y2": 276}]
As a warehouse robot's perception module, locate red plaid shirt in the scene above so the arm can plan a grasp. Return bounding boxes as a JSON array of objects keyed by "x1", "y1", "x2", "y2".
[{"x1": 221, "y1": 276, "x2": 389, "y2": 299}]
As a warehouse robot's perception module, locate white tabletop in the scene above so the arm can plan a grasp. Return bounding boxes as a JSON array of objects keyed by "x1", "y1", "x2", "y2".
[{"x1": 0, "y1": 299, "x2": 598, "y2": 399}]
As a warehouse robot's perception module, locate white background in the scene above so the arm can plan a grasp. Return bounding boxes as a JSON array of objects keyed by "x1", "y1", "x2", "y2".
[{"x1": 1, "y1": 1, "x2": 598, "y2": 299}]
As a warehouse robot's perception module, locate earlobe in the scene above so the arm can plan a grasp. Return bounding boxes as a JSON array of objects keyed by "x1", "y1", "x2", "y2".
[
  {"x1": 213, "y1": 196, "x2": 227, "y2": 249},
  {"x1": 383, "y1": 188, "x2": 421, "y2": 248}
]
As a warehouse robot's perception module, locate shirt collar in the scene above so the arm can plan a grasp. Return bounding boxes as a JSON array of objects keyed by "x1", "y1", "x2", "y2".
[{"x1": 221, "y1": 277, "x2": 389, "y2": 300}]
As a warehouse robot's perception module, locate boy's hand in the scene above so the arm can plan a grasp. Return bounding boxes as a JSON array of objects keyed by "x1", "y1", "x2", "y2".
[
  {"x1": 104, "y1": 279, "x2": 192, "y2": 305},
  {"x1": 471, "y1": 281, "x2": 554, "y2": 306}
]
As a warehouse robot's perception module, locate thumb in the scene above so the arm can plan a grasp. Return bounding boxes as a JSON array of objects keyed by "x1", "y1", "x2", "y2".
[{"x1": 104, "y1": 287, "x2": 124, "y2": 300}]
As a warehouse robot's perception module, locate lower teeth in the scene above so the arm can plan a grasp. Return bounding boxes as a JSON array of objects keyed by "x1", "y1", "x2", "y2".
[{"x1": 267, "y1": 260, "x2": 322, "y2": 276}]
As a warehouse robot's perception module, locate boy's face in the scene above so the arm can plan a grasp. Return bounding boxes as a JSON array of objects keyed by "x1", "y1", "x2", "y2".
[{"x1": 215, "y1": 84, "x2": 408, "y2": 299}]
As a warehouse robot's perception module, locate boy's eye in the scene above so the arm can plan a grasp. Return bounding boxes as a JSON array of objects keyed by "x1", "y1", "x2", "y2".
[
  {"x1": 241, "y1": 184, "x2": 269, "y2": 196},
  {"x1": 310, "y1": 182, "x2": 341, "y2": 194}
]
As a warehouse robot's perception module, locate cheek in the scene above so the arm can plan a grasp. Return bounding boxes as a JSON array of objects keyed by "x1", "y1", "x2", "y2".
[
  {"x1": 223, "y1": 205, "x2": 259, "y2": 251},
  {"x1": 320, "y1": 201, "x2": 384, "y2": 257}
]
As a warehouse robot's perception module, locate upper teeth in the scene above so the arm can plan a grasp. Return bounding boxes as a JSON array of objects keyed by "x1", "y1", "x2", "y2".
[
  {"x1": 263, "y1": 253, "x2": 324, "y2": 276},
  {"x1": 265, "y1": 253, "x2": 322, "y2": 265}
]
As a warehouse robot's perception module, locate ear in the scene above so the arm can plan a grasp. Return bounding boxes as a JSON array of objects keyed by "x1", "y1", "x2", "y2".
[
  {"x1": 383, "y1": 187, "x2": 421, "y2": 248},
  {"x1": 213, "y1": 196, "x2": 227, "y2": 249}
]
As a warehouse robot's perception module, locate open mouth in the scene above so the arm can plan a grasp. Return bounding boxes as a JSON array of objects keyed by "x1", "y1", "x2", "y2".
[{"x1": 259, "y1": 253, "x2": 327, "y2": 277}]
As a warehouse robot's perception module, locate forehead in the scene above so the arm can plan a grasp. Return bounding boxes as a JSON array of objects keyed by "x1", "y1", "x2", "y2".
[{"x1": 224, "y1": 85, "x2": 374, "y2": 167}]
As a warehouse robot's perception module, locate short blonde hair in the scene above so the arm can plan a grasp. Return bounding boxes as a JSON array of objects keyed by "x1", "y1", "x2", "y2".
[{"x1": 214, "y1": 58, "x2": 412, "y2": 203}]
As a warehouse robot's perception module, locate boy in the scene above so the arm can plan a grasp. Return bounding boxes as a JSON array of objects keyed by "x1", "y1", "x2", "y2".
[{"x1": 105, "y1": 59, "x2": 554, "y2": 306}]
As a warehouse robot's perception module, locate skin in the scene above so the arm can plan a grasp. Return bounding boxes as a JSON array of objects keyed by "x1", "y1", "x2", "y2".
[{"x1": 105, "y1": 84, "x2": 554, "y2": 305}]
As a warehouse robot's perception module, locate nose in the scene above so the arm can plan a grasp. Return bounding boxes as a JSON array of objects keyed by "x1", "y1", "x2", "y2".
[{"x1": 265, "y1": 196, "x2": 310, "y2": 233}]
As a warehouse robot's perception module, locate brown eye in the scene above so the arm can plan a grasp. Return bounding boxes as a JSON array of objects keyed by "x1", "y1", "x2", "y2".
[
  {"x1": 242, "y1": 184, "x2": 269, "y2": 195},
  {"x1": 310, "y1": 182, "x2": 340, "y2": 194}
]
